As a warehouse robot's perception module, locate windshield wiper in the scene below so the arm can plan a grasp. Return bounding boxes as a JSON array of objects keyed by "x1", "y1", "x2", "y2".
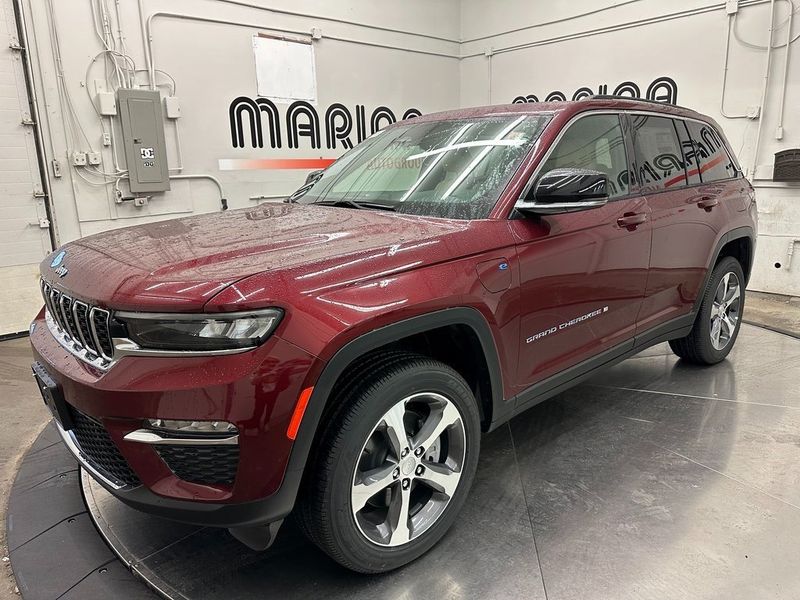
[{"x1": 315, "y1": 199, "x2": 396, "y2": 211}]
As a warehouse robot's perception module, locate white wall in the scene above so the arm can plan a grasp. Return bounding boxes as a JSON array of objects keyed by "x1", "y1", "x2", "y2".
[
  {"x1": 460, "y1": 0, "x2": 800, "y2": 296},
  {"x1": 20, "y1": 0, "x2": 461, "y2": 241},
  {"x1": 0, "y1": 0, "x2": 52, "y2": 335},
  {"x1": 14, "y1": 0, "x2": 800, "y2": 304}
]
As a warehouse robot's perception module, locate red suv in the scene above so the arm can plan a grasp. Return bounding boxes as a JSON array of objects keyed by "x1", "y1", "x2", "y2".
[{"x1": 31, "y1": 97, "x2": 756, "y2": 573}]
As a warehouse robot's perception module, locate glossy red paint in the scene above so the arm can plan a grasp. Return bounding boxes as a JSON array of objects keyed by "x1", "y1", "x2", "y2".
[{"x1": 30, "y1": 99, "x2": 757, "y2": 526}]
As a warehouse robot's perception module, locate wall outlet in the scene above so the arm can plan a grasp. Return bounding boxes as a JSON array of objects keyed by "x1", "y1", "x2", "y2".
[
  {"x1": 71, "y1": 151, "x2": 87, "y2": 166},
  {"x1": 164, "y1": 96, "x2": 181, "y2": 119},
  {"x1": 311, "y1": 27, "x2": 323, "y2": 40},
  {"x1": 51, "y1": 159, "x2": 62, "y2": 178},
  {"x1": 726, "y1": 0, "x2": 739, "y2": 14},
  {"x1": 102, "y1": 132, "x2": 111, "y2": 146},
  {"x1": 88, "y1": 152, "x2": 102, "y2": 166},
  {"x1": 97, "y1": 91, "x2": 117, "y2": 116}
]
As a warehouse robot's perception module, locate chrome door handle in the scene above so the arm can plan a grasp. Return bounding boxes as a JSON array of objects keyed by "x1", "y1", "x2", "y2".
[
  {"x1": 617, "y1": 213, "x2": 647, "y2": 229},
  {"x1": 698, "y1": 196, "x2": 719, "y2": 210}
]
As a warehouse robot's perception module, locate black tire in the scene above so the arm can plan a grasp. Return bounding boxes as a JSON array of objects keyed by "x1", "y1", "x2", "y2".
[
  {"x1": 298, "y1": 353, "x2": 481, "y2": 573},
  {"x1": 669, "y1": 256, "x2": 745, "y2": 365}
]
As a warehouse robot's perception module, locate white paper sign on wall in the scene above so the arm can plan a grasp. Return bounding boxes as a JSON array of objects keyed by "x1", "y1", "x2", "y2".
[{"x1": 252, "y1": 34, "x2": 317, "y2": 104}]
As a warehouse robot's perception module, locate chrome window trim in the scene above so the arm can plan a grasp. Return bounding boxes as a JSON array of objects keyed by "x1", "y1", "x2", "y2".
[
  {"x1": 515, "y1": 108, "x2": 743, "y2": 211},
  {"x1": 516, "y1": 110, "x2": 633, "y2": 209},
  {"x1": 623, "y1": 110, "x2": 742, "y2": 180},
  {"x1": 519, "y1": 199, "x2": 608, "y2": 215}
]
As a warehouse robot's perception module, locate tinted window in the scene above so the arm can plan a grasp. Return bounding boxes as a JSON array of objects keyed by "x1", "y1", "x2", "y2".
[
  {"x1": 631, "y1": 115, "x2": 686, "y2": 192},
  {"x1": 674, "y1": 120, "x2": 702, "y2": 185},
  {"x1": 540, "y1": 114, "x2": 629, "y2": 198},
  {"x1": 685, "y1": 120, "x2": 738, "y2": 182}
]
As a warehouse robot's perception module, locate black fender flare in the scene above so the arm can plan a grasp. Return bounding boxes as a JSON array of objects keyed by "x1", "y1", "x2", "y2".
[
  {"x1": 692, "y1": 225, "x2": 756, "y2": 314},
  {"x1": 275, "y1": 307, "x2": 504, "y2": 513}
]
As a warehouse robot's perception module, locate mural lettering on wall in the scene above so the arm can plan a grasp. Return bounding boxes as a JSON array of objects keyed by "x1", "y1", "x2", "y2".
[
  {"x1": 511, "y1": 76, "x2": 678, "y2": 105},
  {"x1": 228, "y1": 97, "x2": 423, "y2": 150}
]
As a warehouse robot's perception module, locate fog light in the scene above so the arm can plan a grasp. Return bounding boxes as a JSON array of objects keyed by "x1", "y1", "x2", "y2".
[{"x1": 146, "y1": 419, "x2": 238, "y2": 434}]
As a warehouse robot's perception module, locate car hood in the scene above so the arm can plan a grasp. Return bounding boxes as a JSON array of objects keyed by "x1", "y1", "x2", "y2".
[{"x1": 41, "y1": 204, "x2": 490, "y2": 311}]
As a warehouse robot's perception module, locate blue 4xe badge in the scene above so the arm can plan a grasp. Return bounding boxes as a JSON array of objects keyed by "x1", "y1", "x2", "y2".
[
  {"x1": 50, "y1": 250, "x2": 68, "y2": 277},
  {"x1": 50, "y1": 250, "x2": 66, "y2": 268}
]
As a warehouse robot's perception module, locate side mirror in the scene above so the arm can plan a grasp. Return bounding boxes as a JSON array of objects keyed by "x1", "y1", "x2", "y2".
[
  {"x1": 517, "y1": 168, "x2": 609, "y2": 216},
  {"x1": 287, "y1": 169, "x2": 326, "y2": 203},
  {"x1": 304, "y1": 169, "x2": 324, "y2": 185}
]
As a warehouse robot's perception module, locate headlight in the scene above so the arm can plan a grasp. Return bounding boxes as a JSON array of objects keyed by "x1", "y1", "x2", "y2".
[{"x1": 116, "y1": 309, "x2": 283, "y2": 351}]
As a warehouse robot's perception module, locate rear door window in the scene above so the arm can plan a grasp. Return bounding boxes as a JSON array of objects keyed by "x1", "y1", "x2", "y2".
[
  {"x1": 539, "y1": 113, "x2": 629, "y2": 199},
  {"x1": 630, "y1": 115, "x2": 687, "y2": 192},
  {"x1": 685, "y1": 120, "x2": 738, "y2": 182}
]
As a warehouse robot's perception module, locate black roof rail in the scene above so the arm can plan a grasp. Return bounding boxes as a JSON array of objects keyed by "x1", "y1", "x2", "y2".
[{"x1": 586, "y1": 94, "x2": 687, "y2": 110}]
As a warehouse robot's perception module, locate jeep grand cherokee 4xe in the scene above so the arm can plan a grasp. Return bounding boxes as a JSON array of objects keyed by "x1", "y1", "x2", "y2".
[{"x1": 31, "y1": 98, "x2": 756, "y2": 573}]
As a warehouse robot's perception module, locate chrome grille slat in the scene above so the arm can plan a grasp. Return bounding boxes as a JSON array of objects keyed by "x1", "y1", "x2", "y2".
[
  {"x1": 39, "y1": 279, "x2": 113, "y2": 366},
  {"x1": 72, "y1": 301, "x2": 98, "y2": 356},
  {"x1": 49, "y1": 288, "x2": 66, "y2": 331},
  {"x1": 89, "y1": 306, "x2": 114, "y2": 360},
  {"x1": 58, "y1": 294, "x2": 78, "y2": 341}
]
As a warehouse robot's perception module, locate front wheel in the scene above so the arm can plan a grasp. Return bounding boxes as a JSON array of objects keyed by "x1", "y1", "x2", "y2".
[
  {"x1": 298, "y1": 354, "x2": 481, "y2": 573},
  {"x1": 669, "y1": 256, "x2": 745, "y2": 365}
]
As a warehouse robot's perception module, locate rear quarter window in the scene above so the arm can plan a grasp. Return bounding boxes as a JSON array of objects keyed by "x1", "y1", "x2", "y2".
[{"x1": 684, "y1": 120, "x2": 738, "y2": 182}]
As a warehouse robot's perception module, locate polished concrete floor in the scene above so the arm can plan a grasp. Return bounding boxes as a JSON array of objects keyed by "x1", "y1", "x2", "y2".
[
  {"x1": 82, "y1": 324, "x2": 800, "y2": 600},
  {"x1": 0, "y1": 338, "x2": 51, "y2": 600}
]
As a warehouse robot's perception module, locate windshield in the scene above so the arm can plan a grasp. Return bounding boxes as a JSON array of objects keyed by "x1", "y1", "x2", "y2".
[{"x1": 294, "y1": 115, "x2": 549, "y2": 220}]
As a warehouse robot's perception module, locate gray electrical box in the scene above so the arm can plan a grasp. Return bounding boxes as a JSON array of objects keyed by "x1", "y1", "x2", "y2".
[{"x1": 117, "y1": 89, "x2": 170, "y2": 193}]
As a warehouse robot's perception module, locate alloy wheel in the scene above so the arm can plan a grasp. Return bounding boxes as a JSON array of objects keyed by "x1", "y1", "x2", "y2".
[
  {"x1": 350, "y1": 392, "x2": 466, "y2": 547},
  {"x1": 710, "y1": 271, "x2": 741, "y2": 350}
]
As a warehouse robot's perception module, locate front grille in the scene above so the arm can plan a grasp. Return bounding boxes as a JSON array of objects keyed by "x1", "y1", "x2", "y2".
[
  {"x1": 156, "y1": 445, "x2": 239, "y2": 486},
  {"x1": 69, "y1": 406, "x2": 140, "y2": 487},
  {"x1": 40, "y1": 280, "x2": 114, "y2": 362}
]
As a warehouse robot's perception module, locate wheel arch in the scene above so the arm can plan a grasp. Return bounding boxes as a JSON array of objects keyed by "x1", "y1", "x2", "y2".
[
  {"x1": 283, "y1": 307, "x2": 504, "y2": 494},
  {"x1": 693, "y1": 226, "x2": 755, "y2": 314}
]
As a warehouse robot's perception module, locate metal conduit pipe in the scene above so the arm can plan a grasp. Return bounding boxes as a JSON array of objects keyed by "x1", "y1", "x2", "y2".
[
  {"x1": 168, "y1": 174, "x2": 228, "y2": 210},
  {"x1": 750, "y1": 0, "x2": 777, "y2": 178},
  {"x1": 215, "y1": 0, "x2": 460, "y2": 44},
  {"x1": 141, "y1": 6, "x2": 459, "y2": 89},
  {"x1": 775, "y1": 0, "x2": 793, "y2": 138},
  {"x1": 12, "y1": 0, "x2": 58, "y2": 247},
  {"x1": 461, "y1": 0, "x2": 646, "y2": 43},
  {"x1": 721, "y1": 14, "x2": 751, "y2": 118},
  {"x1": 460, "y1": 0, "x2": 773, "y2": 58}
]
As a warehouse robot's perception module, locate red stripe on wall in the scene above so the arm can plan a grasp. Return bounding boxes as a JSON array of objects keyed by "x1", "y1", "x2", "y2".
[
  {"x1": 658, "y1": 152, "x2": 729, "y2": 189},
  {"x1": 219, "y1": 158, "x2": 336, "y2": 170}
]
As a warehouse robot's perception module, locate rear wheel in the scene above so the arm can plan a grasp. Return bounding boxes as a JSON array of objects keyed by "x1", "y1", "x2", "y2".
[
  {"x1": 669, "y1": 256, "x2": 744, "y2": 364},
  {"x1": 298, "y1": 354, "x2": 480, "y2": 573}
]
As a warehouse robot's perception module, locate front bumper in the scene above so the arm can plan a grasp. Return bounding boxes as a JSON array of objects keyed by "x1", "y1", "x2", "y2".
[{"x1": 30, "y1": 310, "x2": 319, "y2": 526}]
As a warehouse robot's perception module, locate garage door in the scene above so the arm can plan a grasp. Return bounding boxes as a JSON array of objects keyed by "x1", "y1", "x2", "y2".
[{"x1": 0, "y1": 0, "x2": 51, "y2": 335}]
